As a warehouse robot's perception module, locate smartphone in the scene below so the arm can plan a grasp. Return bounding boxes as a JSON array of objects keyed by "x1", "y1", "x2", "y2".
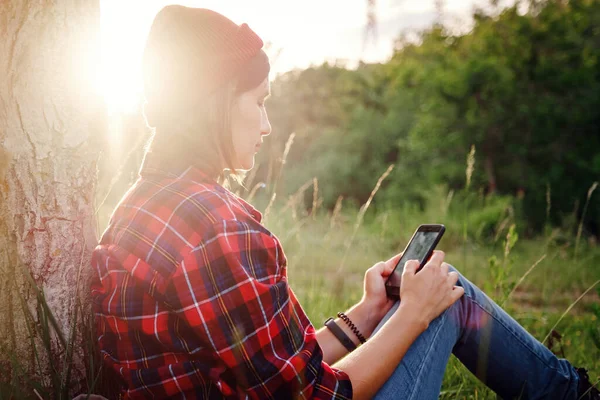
[{"x1": 385, "y1": 224, "x2": 446, "y2": 298}]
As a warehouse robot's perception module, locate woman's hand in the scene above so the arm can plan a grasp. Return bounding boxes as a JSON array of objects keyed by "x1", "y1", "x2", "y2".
[
  {"x1": 317, "y1": 254, "x2": 403, "y2": 362},
  {"x1": 335, "y1": 252, "x2": 461, "y2": 399},
  {"x1": 360, "y1": 253, "x2": 403, "y2": 327},
  {"x1": 398, "y1": 250, "x2": 465, "y2": 328}
]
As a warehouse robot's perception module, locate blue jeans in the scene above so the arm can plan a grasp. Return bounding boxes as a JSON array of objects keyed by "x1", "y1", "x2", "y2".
[{"x1": 373, "y1": 266, "x2": 580, "y2": 400}]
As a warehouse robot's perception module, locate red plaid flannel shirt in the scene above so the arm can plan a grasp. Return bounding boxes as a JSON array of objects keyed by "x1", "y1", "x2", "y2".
[{"x1": 91, "y1": 158, "x2": 353, "y2": 399}]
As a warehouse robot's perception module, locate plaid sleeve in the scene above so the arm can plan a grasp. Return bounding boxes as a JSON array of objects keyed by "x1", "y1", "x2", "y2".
[{"x1": 167, "y1": 219, "x2": 353, "y2": 399}]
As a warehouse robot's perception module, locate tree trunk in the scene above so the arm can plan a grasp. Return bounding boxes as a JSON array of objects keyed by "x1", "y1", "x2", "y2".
[{"x1": 0, "y1": 0, "x2": 104, "y2": 393}]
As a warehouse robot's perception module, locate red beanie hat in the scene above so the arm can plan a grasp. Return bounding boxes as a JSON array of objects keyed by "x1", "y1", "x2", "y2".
[{"x1": 142, "y1": 6, "x2": 270, "y2": 115}]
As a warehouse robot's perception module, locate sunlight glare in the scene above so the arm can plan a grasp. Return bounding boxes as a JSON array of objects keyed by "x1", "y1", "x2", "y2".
[{"x1": 97, "y1": 0, "x2": 404, "y2": 114}]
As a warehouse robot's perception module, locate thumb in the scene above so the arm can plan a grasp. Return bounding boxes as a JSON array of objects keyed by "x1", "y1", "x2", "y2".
[
  {"x1": 403, "y1": 259, "x2": 419, "y2": 275},
  {"x1": 383, "y1": 253, "x2": 402, "y2": 276},
  {"x1": 382, "y1": 264, "x2": 394, "y2": 279},
  {"x1": 386, "y1": 252, "x2": 402, "y2": 266}
]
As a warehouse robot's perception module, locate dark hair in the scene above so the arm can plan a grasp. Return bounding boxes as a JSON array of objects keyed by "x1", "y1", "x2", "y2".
[{"x1": 142, "y1": 78, "x2": 240, "y2": 181}]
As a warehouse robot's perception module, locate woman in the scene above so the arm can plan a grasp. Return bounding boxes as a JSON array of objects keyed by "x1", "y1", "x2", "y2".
[{"x1": 91, "y1": 5, "x2": 598, "y2": 399}]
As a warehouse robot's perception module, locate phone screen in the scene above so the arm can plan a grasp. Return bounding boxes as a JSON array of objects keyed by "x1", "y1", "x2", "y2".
[{"x1": 386, "y1": 230, "x2": 441, "y2": 288}]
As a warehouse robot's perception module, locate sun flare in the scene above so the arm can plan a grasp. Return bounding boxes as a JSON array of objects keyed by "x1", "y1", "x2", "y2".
[
  {"x1": 97, "y1": 0, "x2": 394, "y2": 114},
  {"x1": 97, "y1": 0, "x2": 271, "y2": 114}
]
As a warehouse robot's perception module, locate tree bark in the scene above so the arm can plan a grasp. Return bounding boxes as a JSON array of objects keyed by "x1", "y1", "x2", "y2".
[{"x1": 0, "y1": 0, "x2": 104, "y2": 393}]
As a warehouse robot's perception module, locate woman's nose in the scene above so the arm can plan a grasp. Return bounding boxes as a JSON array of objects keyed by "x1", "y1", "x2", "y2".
[{"x1": 261, "y1": 113, "x2": 271, "y2": 137}]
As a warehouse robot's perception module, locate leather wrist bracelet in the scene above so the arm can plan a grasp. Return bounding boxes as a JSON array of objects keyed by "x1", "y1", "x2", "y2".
[{"x1": 324, "y1": 317, "x2": 357, "y2": 352}]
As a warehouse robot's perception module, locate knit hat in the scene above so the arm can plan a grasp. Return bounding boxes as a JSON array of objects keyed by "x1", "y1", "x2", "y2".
[{"x1": 142, "y1": 6, "x2": 270, "y2": 117}]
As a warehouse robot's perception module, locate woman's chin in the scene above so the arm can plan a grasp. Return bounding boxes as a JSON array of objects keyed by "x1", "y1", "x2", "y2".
[{"x1": 239, "y1": 158, "x2": 255, "y2": 171}]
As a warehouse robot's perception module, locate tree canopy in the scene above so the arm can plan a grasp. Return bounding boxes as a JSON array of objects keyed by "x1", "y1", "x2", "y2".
[{"x1": 260, "y1": 0, "x2": 600, "y2": 235}]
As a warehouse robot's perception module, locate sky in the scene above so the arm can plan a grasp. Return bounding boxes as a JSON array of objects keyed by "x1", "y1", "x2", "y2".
[{"x1": 98, "y1": 0, "x2": 488, "y2": 112}]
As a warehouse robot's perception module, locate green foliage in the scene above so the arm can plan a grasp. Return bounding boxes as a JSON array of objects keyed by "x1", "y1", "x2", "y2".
[{"x1": 263, "y1": 0, "x2": 600, "y2": 235}]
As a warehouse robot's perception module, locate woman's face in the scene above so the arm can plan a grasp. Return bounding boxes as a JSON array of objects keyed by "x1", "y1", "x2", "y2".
[{"x1": 230, "y1": 77, "x2": 271, "y2": 170}]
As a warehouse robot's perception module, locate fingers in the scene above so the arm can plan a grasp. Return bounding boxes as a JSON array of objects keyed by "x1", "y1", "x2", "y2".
[
  {"x1": 381, "y1": 263, "x2": 395, "y2": 277},
  {"x1": 447, "y1": 271, "x2": 459, "y2": 287},
  {"x1": 451, "y1": 285, "x2": 465, "y2": 302},
  {"x1": 373, "y1": 253, "x2": 402, "y2": 278},
  {"x1": 419, "y1": 250, "x2": 445, "y2": 275},
  {"x1": 395, "y1": 250, "x2": 452, "y2": 282},
  {"x1": 385, "y1": 253, "x2": 402, "y2": 268},
  {"x1": 440, "y1": 262, "x2": 449, "y2": 276},
  {"x1": 403, "y1": 259, "x2": 419, "y2": 275},
  {"x1": 427, "y1": 250, "x2": 445, "y2": 267},
  {"x1": 367, "y1": 259, "x2": 395, "y2": 279}
]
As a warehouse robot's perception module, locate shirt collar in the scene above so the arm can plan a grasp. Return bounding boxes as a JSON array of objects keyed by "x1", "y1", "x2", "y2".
[
  {"x1": 138, "y1": 153, "x2": 263, "y2": 223},
  {"x1": 139, "y1": 152, "x2": 218, "y2": 182}
]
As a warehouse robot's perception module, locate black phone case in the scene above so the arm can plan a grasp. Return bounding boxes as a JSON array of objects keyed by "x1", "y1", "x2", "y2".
[{"x1": 385, "y1": 224, "x2": 446, "y2": 299}]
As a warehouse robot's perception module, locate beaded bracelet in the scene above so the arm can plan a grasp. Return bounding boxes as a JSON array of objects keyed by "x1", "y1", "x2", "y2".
[{"x1": 337, "y1": 312, "x2": 367, "y2": 344}]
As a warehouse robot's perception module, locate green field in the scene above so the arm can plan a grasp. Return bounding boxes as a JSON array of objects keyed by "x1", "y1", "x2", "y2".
[{"x1": 261, "y1": 189, "x2": 600, "y2": 398}]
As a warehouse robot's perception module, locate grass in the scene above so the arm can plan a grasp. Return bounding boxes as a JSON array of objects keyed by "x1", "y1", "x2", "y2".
[
  {"x1": 259, "y1": 167, "x2": 600, "y2": 399},
  {"x1": 265, "y1": 200, "x2": 600, "y2": 399}
]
